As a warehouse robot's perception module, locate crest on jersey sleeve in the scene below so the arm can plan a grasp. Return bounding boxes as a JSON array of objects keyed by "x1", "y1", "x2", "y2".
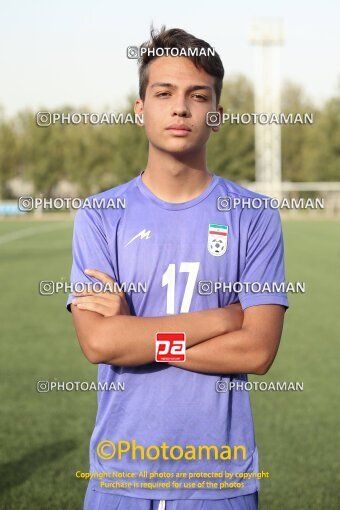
[{"x1": 207, "y1": 224, "x2": 229, "y2": 256}]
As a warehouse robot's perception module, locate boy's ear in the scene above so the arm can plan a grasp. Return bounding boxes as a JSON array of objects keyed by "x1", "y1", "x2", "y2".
[
  {"x1": 211, "y1": 104, "x2": 224, "y2": 133},
  {"x1": 134, "y1": 98, "x2": 144, "y2": 126}
]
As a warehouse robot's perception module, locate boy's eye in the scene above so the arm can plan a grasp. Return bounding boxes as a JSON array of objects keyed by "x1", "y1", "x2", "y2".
[
  {"x1": 155, "y1": 92, "x2": 208, "y2": 101},
  {"x1": 192, "y1": 94, "x2": 207, "y2": 100}
]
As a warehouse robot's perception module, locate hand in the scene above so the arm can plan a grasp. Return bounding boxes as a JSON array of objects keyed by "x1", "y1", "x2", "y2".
[{"x1": 72, "y1": 268, "x2": 131, "y2": 317}]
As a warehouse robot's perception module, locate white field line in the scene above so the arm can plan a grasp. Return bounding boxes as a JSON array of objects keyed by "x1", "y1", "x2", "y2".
[{"x1": 0, "y1": 223, "x2": 71, "y2": 245}]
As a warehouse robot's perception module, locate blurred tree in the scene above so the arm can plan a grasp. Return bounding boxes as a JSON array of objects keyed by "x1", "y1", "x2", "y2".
[
  {"x1": 207, "y1": 75, "x2": 255, "y2": 181},
  {"x1": 0, "y1": 108, "x2": 20, "y2": 199},
  {"x1": 302, "y1": 94, "x2": 340, "y2": 181},
  {"x1": 281, "y1": 81, "x2": 318, "y2": 181},
  {"x1": 17, "y1": 109, "x2": 71, "y2": 195}
]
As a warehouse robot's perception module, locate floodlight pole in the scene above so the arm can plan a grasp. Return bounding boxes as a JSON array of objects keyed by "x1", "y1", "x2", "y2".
[{"x1": 250, "y1": 20, "x2": 284, "y2": 197}]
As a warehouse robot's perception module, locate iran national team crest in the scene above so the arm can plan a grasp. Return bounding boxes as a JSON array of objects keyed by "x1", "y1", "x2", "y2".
[{"x1": 208, "y1": 224, "x2": 229, "y2": 256}]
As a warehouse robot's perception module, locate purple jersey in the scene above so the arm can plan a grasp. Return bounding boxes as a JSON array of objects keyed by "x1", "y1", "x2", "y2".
[{"x1": 66, "y1": 172, "x2": 288, "y2": 500}]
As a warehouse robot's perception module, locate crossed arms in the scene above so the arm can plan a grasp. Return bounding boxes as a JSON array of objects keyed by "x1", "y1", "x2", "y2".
[{"x1": 70, "y1": 269, "x2": 285, "y2": 375}]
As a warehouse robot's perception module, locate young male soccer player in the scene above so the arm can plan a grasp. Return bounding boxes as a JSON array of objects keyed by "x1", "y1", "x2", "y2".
[{"x1": 67, "y1": 27, "x2": 288, "y2": 510}]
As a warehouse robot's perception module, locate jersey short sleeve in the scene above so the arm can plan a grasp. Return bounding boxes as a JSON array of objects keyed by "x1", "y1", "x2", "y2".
[
  {"x1": 238, "y1": 207, "x2": 289, "y2": 310},
  {"x1": 66, "y1": 207, "x2": 117, "y2": 312}
]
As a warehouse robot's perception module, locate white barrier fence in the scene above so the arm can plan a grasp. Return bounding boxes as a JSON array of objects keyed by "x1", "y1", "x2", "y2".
[
  {"x1": 1, "y1": 182, "x2": 340, "y2": 218},
  {"x1": 245, "y1": 182, "x2": 340, "y2": 217}
]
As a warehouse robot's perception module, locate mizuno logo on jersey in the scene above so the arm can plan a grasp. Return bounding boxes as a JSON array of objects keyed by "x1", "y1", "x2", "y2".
[{"x1": 125, "y1": 229, "x2": 152, "y2": 247}]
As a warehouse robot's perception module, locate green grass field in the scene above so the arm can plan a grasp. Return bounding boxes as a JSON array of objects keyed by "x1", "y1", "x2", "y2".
[{"x1": 0, "y1": 219, "x2": 339, "y2": 510}]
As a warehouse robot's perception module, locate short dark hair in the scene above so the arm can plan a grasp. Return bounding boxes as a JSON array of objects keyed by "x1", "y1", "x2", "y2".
[{"x1": 138, "y1": 26, "x2": 224, "y2": 105}]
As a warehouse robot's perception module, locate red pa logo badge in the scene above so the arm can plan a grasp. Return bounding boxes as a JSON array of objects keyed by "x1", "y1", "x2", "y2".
[{"x1": 155, "y1": 332, "x2": 186, "y2": 362}]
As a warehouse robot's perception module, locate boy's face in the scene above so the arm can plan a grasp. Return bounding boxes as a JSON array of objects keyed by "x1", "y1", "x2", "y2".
[{"x1": 135, "y1": 56, "x2": 222, "y2": 156}]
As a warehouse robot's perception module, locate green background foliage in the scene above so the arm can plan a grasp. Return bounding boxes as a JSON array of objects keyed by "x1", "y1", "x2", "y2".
[{"x1": 1, "y1": 75, "x2": 339, "y2": 199}]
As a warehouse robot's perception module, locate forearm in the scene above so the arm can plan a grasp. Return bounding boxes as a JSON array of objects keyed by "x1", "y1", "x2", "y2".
[
  {"x1": 168, "y1": 328, "x2": 265, "y2": 375},
  {"x1": 106, "y1": 307, "x2": 239, "y2": 365},
  {"x1": 72, "y1": 304, "x2": 241, "y2": 365},
  {"x1": 169, "y1": 306, "x2": 285, "y2": 375}
]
